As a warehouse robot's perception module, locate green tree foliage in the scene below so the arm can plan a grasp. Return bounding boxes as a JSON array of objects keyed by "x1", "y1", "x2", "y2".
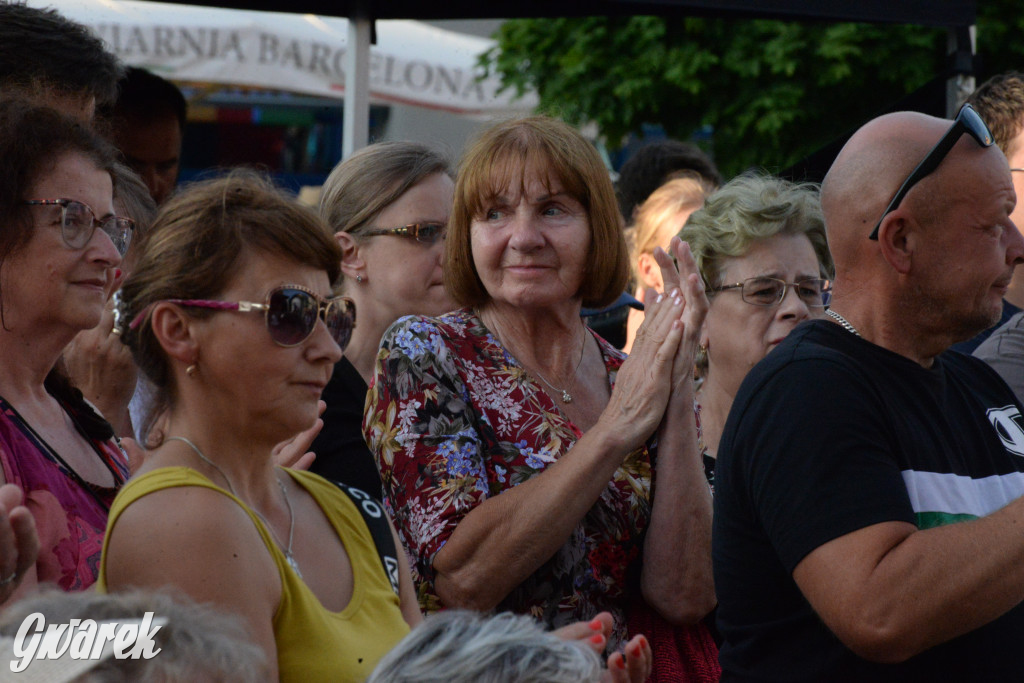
[
  {"x1": 481, "y1": 17, "x2": 948, "y2": 176},
  {"x1": 977, "y1": 0, "x2": 1024, "y2": 80}
]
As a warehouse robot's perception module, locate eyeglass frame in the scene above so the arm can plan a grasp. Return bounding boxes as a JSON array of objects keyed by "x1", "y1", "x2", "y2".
[
  {"x1": 707, "y1": 276, "x2": 833, "y2": 307},
  {"x1": 128, "y1": 284, "x2": 357, "y2": 349},
  {"x1": 361, "y1": 222, "x2": 446, "y2": 244},
  {"x1": 23, "y1": 198, "x2": 135, "y2": 256},
  {"x1": 869, "y1": 103, "x2": 994, "y2": 240}
]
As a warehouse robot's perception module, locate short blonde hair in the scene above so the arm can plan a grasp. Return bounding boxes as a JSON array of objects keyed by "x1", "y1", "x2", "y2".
[
  {"x1": 627, "y1": 175, "x2": 713, "y2": 278},
  {"x1": 445, "y1": 116, "x2": 629, "y2": 309},
  {"x1": 680, "y1": 172, "x2": 833, "y2": 289}
]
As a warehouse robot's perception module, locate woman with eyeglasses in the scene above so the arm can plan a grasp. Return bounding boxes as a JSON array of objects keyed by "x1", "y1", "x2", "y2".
[
  {"x1": 0, "y1": 99, "x2": 132, "y2": 602},
  {"x1": 309, "y1": 142, "x2": 454, "y2": 495},
  {"x1": 681, "y1": 172, "x2": 834, "y2": 480},
  {"x1": 99, "y1": 172, "x2": 422, "y2": 681}
]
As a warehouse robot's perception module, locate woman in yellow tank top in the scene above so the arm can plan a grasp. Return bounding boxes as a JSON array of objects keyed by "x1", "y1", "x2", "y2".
[{"x1": 97, "y1": 172, "x2": 421, "y2": 681}]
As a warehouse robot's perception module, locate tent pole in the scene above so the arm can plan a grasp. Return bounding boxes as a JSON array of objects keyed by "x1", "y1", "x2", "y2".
[
  {"x1": 946, "y1": 25, "x2": 976, "y2": 117},
  {"x1": 343, "y1": 15, "x2": 371, "y2": 159}
]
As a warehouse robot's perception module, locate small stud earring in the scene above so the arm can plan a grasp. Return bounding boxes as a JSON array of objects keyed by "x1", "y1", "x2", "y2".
[
  {"x1": 356, "y1": 275, "x2": 363, "y2": 284},
  {"x1": 186, "y1": 364, "x2": 198, "y2": 378}
]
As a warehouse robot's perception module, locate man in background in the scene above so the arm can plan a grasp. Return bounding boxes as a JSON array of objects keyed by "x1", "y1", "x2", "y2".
[{"x1": 108, "y1": 67, "x2": 187, "y2": 205}]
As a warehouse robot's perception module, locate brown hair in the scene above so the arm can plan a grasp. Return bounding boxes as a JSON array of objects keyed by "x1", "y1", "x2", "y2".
[
  {"x1": 120, "y1": 170, "x2": 341, "y2": 422},
  {"x1": 0, "y1": 98, "x2": 118, "y2": 270},
  {"x1": 967, "y1": 72, "x2": 1024, "y2": 158},
  {"x1": 320, "y1": 141, "x2": 450, "y2": 245},
  {"x1": 445, "y1": 116, "x2": 629, "y2": 309}
]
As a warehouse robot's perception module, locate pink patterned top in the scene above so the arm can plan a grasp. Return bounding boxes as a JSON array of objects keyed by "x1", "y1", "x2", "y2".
[{"x1": 0, "y1": 397, "x2": 128, "y2": 592}]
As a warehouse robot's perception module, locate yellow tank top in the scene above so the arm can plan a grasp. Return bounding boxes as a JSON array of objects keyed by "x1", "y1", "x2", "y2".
[{"x1": 97, "y1": 467, "x2": 410, "y2": 682}]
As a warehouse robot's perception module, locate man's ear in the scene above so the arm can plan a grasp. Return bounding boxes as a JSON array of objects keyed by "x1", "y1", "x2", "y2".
[
  {"x1": 149, "y1": 303, "x2": 199, "y2": 367},
  {"x1": 876, "y1": 212, "x2": 914, "y2": 275},
  {"x1": 336, "y1": 231, "x2": 366, "y2": 283},
  {"x1": 637, "y1": 252, "x2": 662, "y2": 290}
]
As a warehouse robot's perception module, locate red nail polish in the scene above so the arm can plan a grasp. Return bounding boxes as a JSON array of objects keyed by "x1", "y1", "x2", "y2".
[
  {"x1": 589, "y1": 618, "x2": 603, "y2": 630},
  {"x1": 630, "y1": 643, "x2": 641, "y2": 657},
  {"x1": 616, "y1": 657, "x2": 627, "y2": 670},
  {"x1": 114, "y1": 268, "x2": 122, "y2": 279},
  {"x1": 590, "y1": 634, "x2": 604, "y2": 644}
]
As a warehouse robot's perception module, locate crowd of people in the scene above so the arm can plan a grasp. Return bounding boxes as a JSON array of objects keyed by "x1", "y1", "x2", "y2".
[{"x1": 4, "y1": 1, "x2": 1024, "y2": 682}]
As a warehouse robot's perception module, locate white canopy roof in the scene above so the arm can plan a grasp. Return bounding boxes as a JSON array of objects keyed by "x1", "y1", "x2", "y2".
[{"x1": 33, "y1": 0, "x2": 536, "y2": 116}]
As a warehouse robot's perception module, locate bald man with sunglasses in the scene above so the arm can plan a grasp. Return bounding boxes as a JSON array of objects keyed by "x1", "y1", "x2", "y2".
[{"x1": 712, "y1": 107, "x2": 1024, "y2": 681}]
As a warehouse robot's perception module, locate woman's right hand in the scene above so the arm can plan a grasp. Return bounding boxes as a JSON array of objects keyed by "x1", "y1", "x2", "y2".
[
  {"x1": 655, "y1": 237, "x2": 709, "y2": 394},
  {"x1": 600, "y1": 282, "x2": 690, "y2": 450},
  {"x1": 0, "y1": 484, "x2": 38, "y2": 605}
]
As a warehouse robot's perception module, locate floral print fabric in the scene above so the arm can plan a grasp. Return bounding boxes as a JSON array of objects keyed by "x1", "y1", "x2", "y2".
[
  {"x1": 0, "y1": 396, "x2": 128, "y2": 592},
  {"x1": 364, "y1": 309, "x2": 652, "y2": 648}
]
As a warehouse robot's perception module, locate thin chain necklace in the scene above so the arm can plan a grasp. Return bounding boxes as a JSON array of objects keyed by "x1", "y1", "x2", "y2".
[
  {"x1": 533, "y1": 336, "x2": 586, "y2": 404},
  {"x1": 826, "y1": 308, "x2": 862, "y2": 337},
  {"x1": 166, "y1": 436, "x2": 302, "y2": 578},
  {"x1": 486, "y1": 314, "x2": 588, "y2": 404}
]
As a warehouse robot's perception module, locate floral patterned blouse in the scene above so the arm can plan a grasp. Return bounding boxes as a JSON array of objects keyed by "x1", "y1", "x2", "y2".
[
  {"x1": 363, "y1": 308, "x2": 652, "y2": 648},
  {"x1": 0, "y1": 396, "x2": 128, "y2": 593}
]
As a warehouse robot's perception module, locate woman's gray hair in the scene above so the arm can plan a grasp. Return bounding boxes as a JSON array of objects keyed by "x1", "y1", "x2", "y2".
[
  {"x1": 367, "y1": 611, "x2": 603, "y2": 683},
  {"x1": 0, "y1": 587, "x2": 269, "y2": 681},
  {"x1": 680, "y1": 171, "x2": 833, "y2": 289}
]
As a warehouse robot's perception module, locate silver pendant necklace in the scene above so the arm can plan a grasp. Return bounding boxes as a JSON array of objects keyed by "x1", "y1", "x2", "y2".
[
  {"x1": 532, "y1": 337, "x2": 586, "y2": 404},
  {"x1": 826, "y1": 308, "x2": 861, "y2": 338},
  {"x1": 166, "y1": 436, "x2": 301, "y2": 577}
]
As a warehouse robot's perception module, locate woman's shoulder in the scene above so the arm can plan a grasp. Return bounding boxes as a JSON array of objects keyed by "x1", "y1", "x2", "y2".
[
  {"x1": 382, "y1": 308, "x2": 480, "y2": 343},
  {"x1": 101, "y1": 468, "x2": 280, "y2": 609},
  {"x1": 112, "y1": 467, "x2": 250, "y2": 524}
]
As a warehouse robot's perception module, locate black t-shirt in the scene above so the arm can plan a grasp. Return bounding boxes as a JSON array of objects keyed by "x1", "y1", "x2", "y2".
[
  {"x1": 713, "y1": 319, "x2": 1024, "y2": 682},
  {"x1": 309, "y1": 356, "x2": 384, "y2": 497}
]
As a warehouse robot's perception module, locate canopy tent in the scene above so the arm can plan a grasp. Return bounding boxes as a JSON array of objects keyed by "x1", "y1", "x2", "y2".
[
  {"x1": 143, "y1": 0, "x2": 976, "y2": 27},
  {"x1": 35, "y1": 0, "x2": 536, "y2": 117},
  {"x1": 42, "y1": 0, "x2": 978, "y2": 164}
]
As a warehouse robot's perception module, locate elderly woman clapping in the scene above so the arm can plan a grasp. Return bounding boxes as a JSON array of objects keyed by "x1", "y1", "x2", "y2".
[
  {"x1": 682, "y1": 173, "x2": 833, "y2": 471},
  {"x1": 364, "y1": 117, "x2": 714, "y2": 662}
]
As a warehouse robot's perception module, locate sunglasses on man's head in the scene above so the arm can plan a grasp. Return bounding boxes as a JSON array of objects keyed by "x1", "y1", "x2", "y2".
[
  {"x1": 870, "y1": 103, "x2": 994, "y2": 240},
  {"x1": 23, "y1": 198, "x2": 134, "y2": 256},
  {"x1": 130, "y1": 285, "x2": 356, "y2": 350}
]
